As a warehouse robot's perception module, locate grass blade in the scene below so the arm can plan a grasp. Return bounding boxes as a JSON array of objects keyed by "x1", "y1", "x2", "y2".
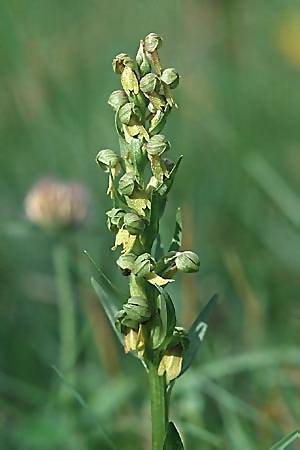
[
  {"x1": 180, "y1": 293, "x2": 218, "y2": 376},
  {"x1": 270, "y1": 430, "x2": 300, "y2": 450}
]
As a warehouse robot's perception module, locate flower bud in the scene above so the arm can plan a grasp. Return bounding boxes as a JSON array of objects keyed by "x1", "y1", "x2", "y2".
[
  {"x1": 123, "y1": 296, "x2": 151, "y2": 323},
  {"x1": 117, "y1": 253, "x2": 137, "y2": 274},
  {"x1": 124, "y1": 212, "x2": 145, "y2": 235},
  {"x1": 145, "y1": 134, "x2": 170, "y2": 156},
  {"x1": 108, "y1": 90, "x2": 128, "y2": 111},
  {"x1": 117, "y1": 311, "x2": 138, "y2": 331},
  {"x1": 160, "y1": 68, "x2": 179, "y2": 89},
  {"x1": 112, "y1": 53, "x2": 134, "y2": 74},
  {"x1": 106, "y1": 208, "x2": 126, "y2": 230},
  {"x1": 140, "y1": 73, "x2": 159, "y2": 94},
  {"x1": 136, "y1": 40, "x2": 151, "y2": 77},
  {"x1": 96, "y1": 149, "x2": 119, "y2": 171},
  {"x1": 132, "y1": 253, "x2": 155, "y2": 277},
  {"x1": 144, "y1": 33, "x2": 162, "y2": 53},
  {"x1": 175, "y1": 251, "x2": 200, "y2": 273},
  {"x1": 118, "y1": 173, "x2": 135, "y2": 196}
]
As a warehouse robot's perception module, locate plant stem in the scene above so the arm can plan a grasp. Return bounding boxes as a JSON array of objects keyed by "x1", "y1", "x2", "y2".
[
  {"x1": 53, "y1": 242, "x2": 76, "y2": 397},
  {"x1": 148, "y1": 357, "x2": 168, "y2": 450}
]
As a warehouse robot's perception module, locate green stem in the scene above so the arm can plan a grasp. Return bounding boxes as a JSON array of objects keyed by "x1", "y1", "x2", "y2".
[
  {"x1": 148, "y1": 358, "x2": 168, "y2": 450},
  {"x1": 53, "y1": 243, "x2": 76, "y2": 393}
]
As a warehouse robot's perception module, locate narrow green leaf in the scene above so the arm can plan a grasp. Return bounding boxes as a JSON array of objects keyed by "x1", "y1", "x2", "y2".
[
  {"x1": 180, "y1": 293, "x2": 218, "y2": 376},
  {"x1": 270, "y1": 430, "x2": 300, "y2": 450},
  {"x1": 84, "y1": 250, "x2": 119, "y2": 294},
  {"x1": 168, "y1": 207, "x2": 182, "y2": 252},
  {"x1": 163, "y1": 422, "x2": 184, "y2": 450},
  {"x1": 91, "y1": 276, "x2": 123, "y2": 344},
  {"x1": 181, "y1": 422, "x2": 222, "y2": 448}
]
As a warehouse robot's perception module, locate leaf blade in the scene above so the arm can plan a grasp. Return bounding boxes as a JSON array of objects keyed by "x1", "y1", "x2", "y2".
[
  {"x1": 163, "y1": 422, "x2": 184, "y2": 450},
  {"x1": 180, "y1": 293, "x2": 218, "y2": 376}
]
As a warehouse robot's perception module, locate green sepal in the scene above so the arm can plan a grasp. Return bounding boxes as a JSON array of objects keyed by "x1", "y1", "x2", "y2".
[
  {"x1": 151, "y1": 289, "x2": 176, "y2": 350},
  {"x1": 123, "y1": 303, "x2": 150, "y2": 322},
  {"x1": 180, "y1": 293, "x2": 218, "y2": 376},
  {"x1": 91, "y1": 276, "x2": 124, "y2": 345},
  {"x1": 120, "y1": 316, "x2": 139, "y2": 330},
  {"x1": 168, "y1": 207, "x2": 182, "y2": 252},
  {"x1": 163, "y1": 422, "x2": 184, "y2": 450}
]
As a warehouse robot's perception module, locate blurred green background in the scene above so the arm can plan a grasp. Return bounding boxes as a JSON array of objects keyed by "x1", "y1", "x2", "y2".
[{"x1": 1, "y1": 0, "x2": 300, "y2": 449}]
